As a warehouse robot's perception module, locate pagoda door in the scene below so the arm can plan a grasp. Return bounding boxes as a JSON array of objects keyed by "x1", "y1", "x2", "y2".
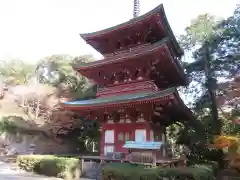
[{"x1": 104, "y1": 130, "x2": 115, "y2": 155}]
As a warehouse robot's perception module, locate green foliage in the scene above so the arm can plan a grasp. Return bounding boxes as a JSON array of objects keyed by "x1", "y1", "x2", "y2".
[
  {"x1": 184, "y1": 6, "x2": 240, "y2": 103},
  {"x1": 190, "y1": 162, "x2": 219, "y2": 177},
  {"x1": 177, "y1": 5, "x2": 240, "y2": 165},
  {"x1": 17, "y1": 155, "x2": 80, "y2": 179},
  {"x1": 179, "y1": 14, "x2": 221, "y2": 50},
  {"x1": 221, "y1": 118, "x2": 240, "y2": 136},
  {"x1": 36, "y1": 55, "x2": 90, "y2": 88},
  {"x1": 0, "y1": 59, "x2": 36, "y2": 85},
  {"x1": 0, "y1": 54, "x2": 98, "y2": 144},
  {"x1": 167, "y1": 122, "x2": 185, "y2": 139},
  {"x1": 0, "y1": 117, "x2": 17, "y2": 133},
  {"x1": 176, "y1": 113, "x2": 224, "y2": 164},
  {"x1": 101, "y1": 163, "x2": 215, "y2": 180},
  {"x1": 58, "y1": 118, "x2": 101, "y2": 152},
  {"x1": 35, "y1": 54, "x2": 97, "y2": 100}
]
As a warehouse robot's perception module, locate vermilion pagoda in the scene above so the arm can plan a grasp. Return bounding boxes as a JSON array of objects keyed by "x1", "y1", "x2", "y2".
[{"x1": 64, "y1": 4, "x2": 195, "y2": 157}]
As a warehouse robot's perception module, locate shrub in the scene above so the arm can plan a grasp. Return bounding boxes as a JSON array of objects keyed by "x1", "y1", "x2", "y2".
[
  {"x1": 101, "y1": 163, "x2": 215, "y2": 180},
  {"x1": 0, "y1": 118, "x2": 17, "y2": 133},
  {"x1": 17, "y1": 155, "x2": 81, "y2": 180},
  {"x1": 17, "y1": 155, "x2": 46, "y2": 171},
  {"x1": 190, "y1": 162, "x2": 219, "y2": 177}
]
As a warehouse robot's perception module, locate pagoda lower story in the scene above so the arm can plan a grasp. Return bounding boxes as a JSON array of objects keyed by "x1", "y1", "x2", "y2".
[{"x1": 64, "y1": 85, "x2": 194, "y2": 157}]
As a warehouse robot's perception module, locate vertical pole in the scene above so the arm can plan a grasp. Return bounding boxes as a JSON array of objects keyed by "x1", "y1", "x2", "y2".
[{"x1": 81, "y1": 158, "x2": 84, "y2": 174}]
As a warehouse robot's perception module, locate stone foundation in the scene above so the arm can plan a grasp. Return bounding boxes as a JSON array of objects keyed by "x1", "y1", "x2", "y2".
[{"x1": 0, "y1": 132, "x2": 71, "y2": 155}]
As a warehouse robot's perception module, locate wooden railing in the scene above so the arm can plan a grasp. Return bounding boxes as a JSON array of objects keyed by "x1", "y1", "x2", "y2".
[
  {"x1": 103, "y1": 43, "x2": 151, "y2": 59},
  {"x1": 130, "y1": 152, "x2": 154, "y2": 165}
]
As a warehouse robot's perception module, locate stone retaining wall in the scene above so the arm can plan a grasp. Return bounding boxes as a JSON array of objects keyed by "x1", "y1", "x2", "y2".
[{"x1": 0, "y1": 132, "x2": 71, "y2": 154}]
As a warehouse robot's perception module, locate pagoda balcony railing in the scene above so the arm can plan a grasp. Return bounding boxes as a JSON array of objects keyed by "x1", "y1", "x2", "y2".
[
  {"x1": 103, "y1": 43, "x2": 151, "y2": 59},
  {"x1": 103, "y1": 41, "x2": 183, "y2": 66}
]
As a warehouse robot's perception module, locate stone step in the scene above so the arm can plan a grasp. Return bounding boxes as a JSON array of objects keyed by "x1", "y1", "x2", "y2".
[{"x1": 81, "y1": 162, "x2": 102, "y2": 179}]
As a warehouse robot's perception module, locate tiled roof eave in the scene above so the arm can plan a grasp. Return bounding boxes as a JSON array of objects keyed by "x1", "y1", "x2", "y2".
[
  {"x1": 80, "y1": 4, "x2": 165, "y2": 40},
  {"x1": 73, "y1": 38, "x2": 169, "y2": 70},
  {"x1": 63, "y1": 88, "x2": 177, "y2": 110},
  {"x1": 64, "y1": 95, "x2": 172, "y2": 110},
  {"x1": 159, "y1": 5, "x2": 183, "y2": 56},
  {"x1": 80, "y1": 4, "x2": 183, "y2": 58},
  {"x1": 173, "y1": 91, "x2": 196, "y2": 121}
]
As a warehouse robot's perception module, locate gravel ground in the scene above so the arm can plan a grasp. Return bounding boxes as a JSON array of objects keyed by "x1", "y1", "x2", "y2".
[
  {"x1": 0, "y1": 161, "x2": 93, "y2": 180},
  {"x1": 0, "y1": 163, "x2": 58, "y2": 179}
]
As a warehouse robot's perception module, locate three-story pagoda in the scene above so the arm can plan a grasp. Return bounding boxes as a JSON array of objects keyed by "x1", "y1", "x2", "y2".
[{"x1": 64, "y1": 4, "x2": 194, "y2": 157}]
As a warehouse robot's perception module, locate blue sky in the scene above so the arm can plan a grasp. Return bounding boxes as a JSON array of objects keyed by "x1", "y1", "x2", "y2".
[{"x1": 0, "y1": 0, "x2": 238, "y2": 63}]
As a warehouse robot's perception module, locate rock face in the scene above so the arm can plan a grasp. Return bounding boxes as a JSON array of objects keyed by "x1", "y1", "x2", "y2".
[{"x1": 0, "y1": 132, "x2": 71, "y2": 155}]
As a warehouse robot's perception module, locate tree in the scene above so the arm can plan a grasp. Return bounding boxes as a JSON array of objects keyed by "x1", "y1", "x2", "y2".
[
  {"x1": 0, "y1": 55, "x2": 100, "y2": 152},
  {"x1": 35, "y1": 54, "x2": 96, "y2": 100},
  {"x1": 34, "y1": 55, "x2": 100, "y2": 150},
  {"x1": 177, "y1": 6, "x2": 240, "y2": 164},
  {"x1": 179, "y1": 14, "x2": 221, "y2": 50},
  {"x1": 217, "y1": 75, "x2": 240, "y2": 135},
  {"x1": 190, "y1": 6, "x2": 240, "y2": 118},
  {"x1": 0, "y1": 59, "x2": 35, "y2": 85},
  {"x1": 176, "y1": 15, "x2": 221, "y2": 153},
  {"x1": 182, "y1": 6, "x2": 240, "y2": 122},
  {"x1": 7, "y1": 84, "x2": 57, "y2": 131},
  {"x1": 1, "y1": 83, "x2": 76, "y2": 135},
  {"x1": 218, "y1": 76, "x2": 240, "y2": 109},
  {"x1": 180, "y1": 14, "x2": 220, "y2": 104}
]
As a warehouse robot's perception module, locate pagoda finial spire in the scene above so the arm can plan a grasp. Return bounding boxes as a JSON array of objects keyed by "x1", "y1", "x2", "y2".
[{"x1": 133, "y1": 0, "x2": 140, "y2": 18}]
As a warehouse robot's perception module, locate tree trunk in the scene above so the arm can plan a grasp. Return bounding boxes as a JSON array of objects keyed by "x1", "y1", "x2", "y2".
[
  {"x1": 204, "y1": 43, "x2": 221, "y2": 135},
  {"x1": 204, "y1": 43, "x2": 224, "y2": 168}
]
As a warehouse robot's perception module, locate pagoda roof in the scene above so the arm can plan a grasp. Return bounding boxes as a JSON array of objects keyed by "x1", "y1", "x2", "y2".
[
  {"x1": 73, "y1": 38, "x2": 187, "y2": 87},
  {"x1": 63, "y1": 88, "x2": 176, "y2": 109},
  {"x1": 63, "y1": 87, "x2": 197, "y2": 124},
  {"x1": 80, "y1": 4, "x2": 183, "y2": 56},
  {"x1": 74, "y1": 39, "x2": 185, "y2": 77},
  {"x1": 75, "y1": 38, "x2": 171, "y2": 70}
]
